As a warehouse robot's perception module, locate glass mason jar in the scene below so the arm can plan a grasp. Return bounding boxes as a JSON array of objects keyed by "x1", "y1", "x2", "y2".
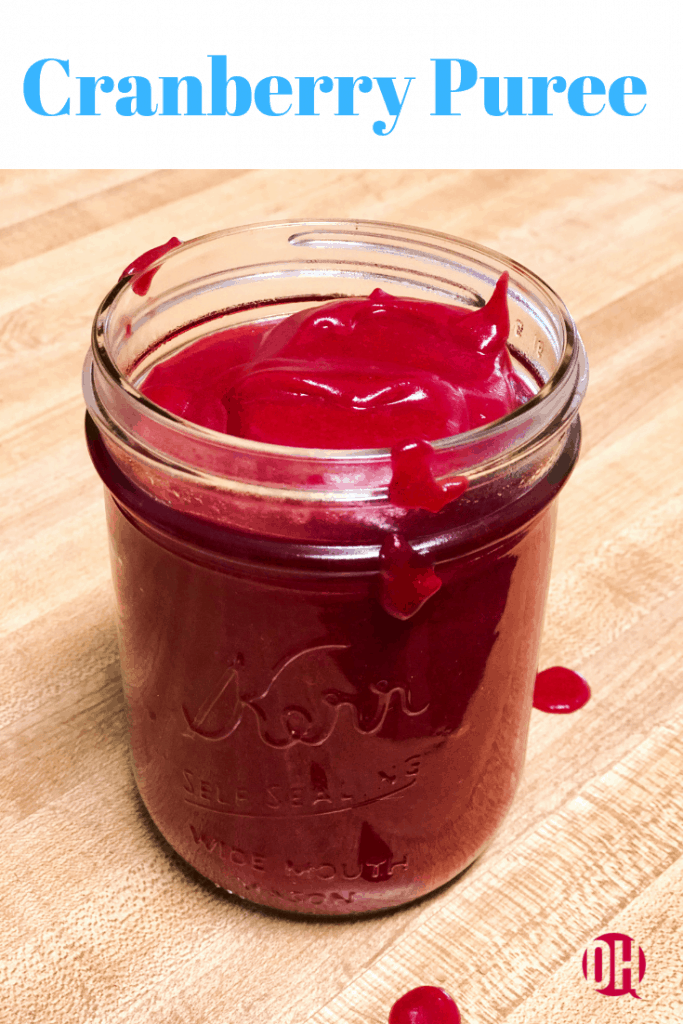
[{"x1": 83, "y1": 221, "x2": 587, "y2": 916}]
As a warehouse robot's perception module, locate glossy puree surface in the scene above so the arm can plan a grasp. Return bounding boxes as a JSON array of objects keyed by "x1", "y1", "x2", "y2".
[{"x1": 140, "y1": 274, "x2": 533, "y2": 449}]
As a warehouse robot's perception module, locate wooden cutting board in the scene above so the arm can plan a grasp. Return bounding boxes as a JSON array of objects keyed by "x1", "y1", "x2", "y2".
[{"x1": 1, "y1": 169, "x2": 682, "y2": 1024}]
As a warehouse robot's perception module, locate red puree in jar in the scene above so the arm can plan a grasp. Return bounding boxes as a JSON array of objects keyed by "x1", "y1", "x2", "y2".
[
  {"x1": 95, "y1": 270, "x2": 576, "y2": 915},
  {"x1": 141, "y1": 274, "x2": 532, "y2": 447},
  {"x1": 141, "y1": 277, "x2": 533, "y2": 619}
]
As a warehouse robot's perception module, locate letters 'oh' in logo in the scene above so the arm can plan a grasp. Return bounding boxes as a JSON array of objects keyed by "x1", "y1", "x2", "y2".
[{"x1": 582, "y1": 933, "x2": 646, "y2": 999}]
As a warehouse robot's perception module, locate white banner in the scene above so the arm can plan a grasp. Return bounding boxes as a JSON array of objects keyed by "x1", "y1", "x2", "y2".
[{"x1": 1, "y1": 0, "x2": 680, "y2": 168}]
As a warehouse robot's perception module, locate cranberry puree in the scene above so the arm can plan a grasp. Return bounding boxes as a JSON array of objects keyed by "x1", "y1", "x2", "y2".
[
  {"x1": 85, "y1": 224, "x2": 587, "y2": 915},
  {"x1": 533, "y1": 666, "x2": 591, "y2": 713},
  {"x1": 389, "y1": 440, "x2": 468, "y2": 513},
  {"x1": 139, "y1": 279, "x2": 533, "y2": 621},
  {"x1": 101, "y1": 450, "x2": 560, "y2": 913},
  {"x1": 379, "y1": 533, "x2": 442, "y2": 620},
  {"x1": 120, "y1": 237, "x2": 182, "y2": 296},
  {"x1": 141, "y1": 274, "x2": 533, "y2": 449},
  {"x1": 389, "y1": 986, "x2": 461, "y2": 1024}
]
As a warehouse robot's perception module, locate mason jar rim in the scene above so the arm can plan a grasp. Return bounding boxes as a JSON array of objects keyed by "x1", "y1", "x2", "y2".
[{"x1": 84, "y1": 218, "x2": 587, "y2": 503}]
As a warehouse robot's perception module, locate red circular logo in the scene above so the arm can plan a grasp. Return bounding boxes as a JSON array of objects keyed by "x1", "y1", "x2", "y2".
[{"x1": 582, "y1": 933, "x2": 646, "y2": 998}]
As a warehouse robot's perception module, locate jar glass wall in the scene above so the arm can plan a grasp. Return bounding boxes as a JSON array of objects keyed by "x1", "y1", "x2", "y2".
[{"x1": 83, "y1": 221, "x2": 587, "y2": 915}]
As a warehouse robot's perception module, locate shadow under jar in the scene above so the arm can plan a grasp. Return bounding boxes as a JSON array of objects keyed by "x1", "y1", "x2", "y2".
[{"x1": 83, "y1": 220, "x2": 588, "y2": 916}]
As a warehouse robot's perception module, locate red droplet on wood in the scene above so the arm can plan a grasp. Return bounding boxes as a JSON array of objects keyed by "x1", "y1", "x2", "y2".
[{"x1": 388, "y1": 986, "x2": 461, "y2": 1024}]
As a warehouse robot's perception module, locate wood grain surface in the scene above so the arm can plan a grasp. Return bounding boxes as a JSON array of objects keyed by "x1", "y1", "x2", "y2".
[{"x1": 1, "y1": 170, "x2": 682, "y2": 1024}]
